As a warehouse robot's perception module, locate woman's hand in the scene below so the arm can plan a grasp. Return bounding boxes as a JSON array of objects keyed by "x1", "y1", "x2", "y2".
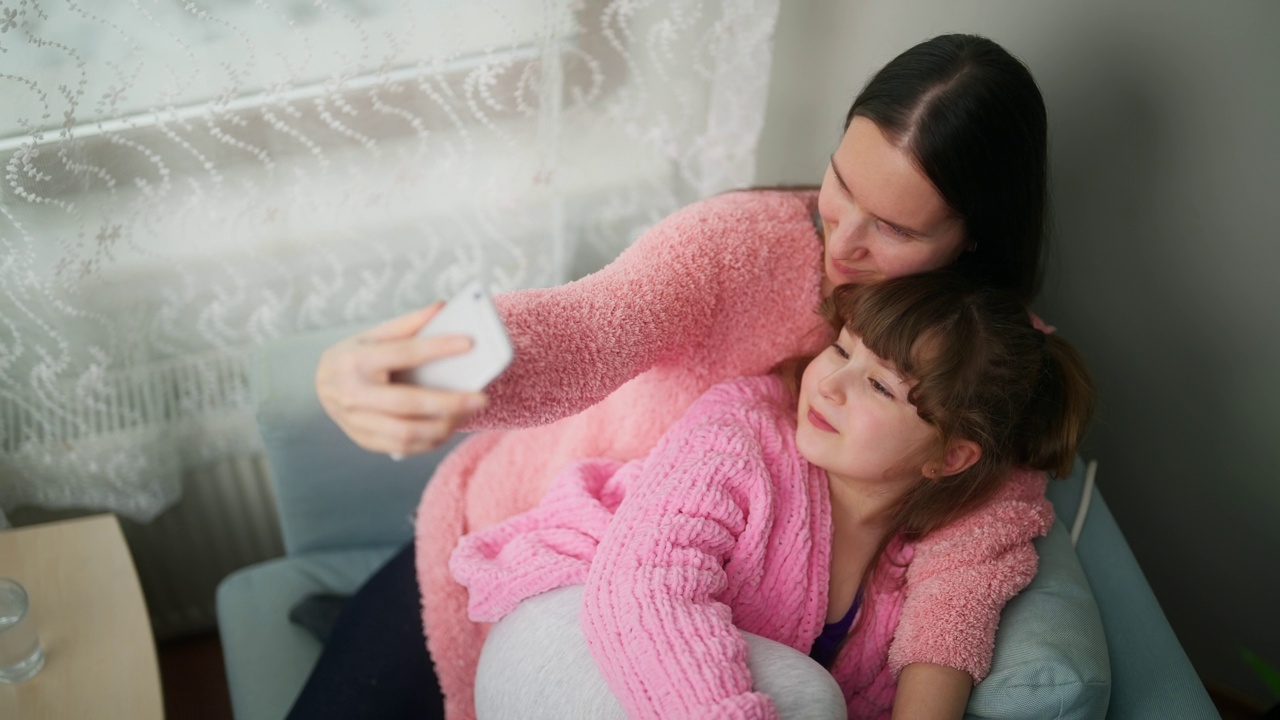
[{"x1": 315, "y1": 303, "x2": 490, "y2": 456}]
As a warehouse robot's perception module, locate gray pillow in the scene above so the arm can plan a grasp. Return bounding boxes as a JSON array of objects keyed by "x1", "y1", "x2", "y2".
[{"x1": 967, "y1": 519, "x2": 1111, "y2": 719}]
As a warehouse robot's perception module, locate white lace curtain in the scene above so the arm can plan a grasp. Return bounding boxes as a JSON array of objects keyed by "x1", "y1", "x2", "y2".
[{"x1": 0, "y1": 0, "x2": 780, "y2": 524}]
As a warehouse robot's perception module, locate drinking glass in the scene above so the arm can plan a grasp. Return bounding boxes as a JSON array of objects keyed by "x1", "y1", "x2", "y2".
[{"x1": 0, "y1": 577, "x2": 45, "y2": 682}]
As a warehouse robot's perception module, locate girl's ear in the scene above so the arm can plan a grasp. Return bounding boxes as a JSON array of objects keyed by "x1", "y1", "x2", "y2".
[{"x1": 927, "y1": 440, "x2": 981, "y2": 478}]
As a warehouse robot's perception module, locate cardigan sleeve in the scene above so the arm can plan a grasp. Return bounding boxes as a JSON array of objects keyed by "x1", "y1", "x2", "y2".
[
  {"x1": 580, "y1": 383, "x2": 788, "y2": 720},
  {"x1": 449, "y1": 457, "x2": 628, "y2": 622},
  {"x1": 888, "y1": 470, "x2": 1054, "y2": 682},
  {"x1": 461, "y1": 190, "x2": 820, "y2": 430}
]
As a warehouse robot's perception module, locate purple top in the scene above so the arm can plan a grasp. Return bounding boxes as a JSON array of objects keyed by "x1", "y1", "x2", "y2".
[{"x1": 810, "y1": 588, "x2": 863, "y2": 668}]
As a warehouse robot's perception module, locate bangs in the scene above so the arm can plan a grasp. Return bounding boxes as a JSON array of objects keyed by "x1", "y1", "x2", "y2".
[
  {"x1": 813, "y1": 269, "x2": 1089, "y2": 545},
  {"x1": 821, "y1": 273, "x2": 990, "y2": 430}
]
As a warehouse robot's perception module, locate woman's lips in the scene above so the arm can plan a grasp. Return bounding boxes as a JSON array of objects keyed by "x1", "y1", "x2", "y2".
[
  {"x1": 829, "y1": 257, "x2": 872, "y2": 281},
  {"x1": 807, "y1": 406, "x2": 836, "y2": 433}
]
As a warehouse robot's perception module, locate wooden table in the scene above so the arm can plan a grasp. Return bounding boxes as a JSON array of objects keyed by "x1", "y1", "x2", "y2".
[{"x1": 0, "y1": 514, "x2": 164, "y2": 719}]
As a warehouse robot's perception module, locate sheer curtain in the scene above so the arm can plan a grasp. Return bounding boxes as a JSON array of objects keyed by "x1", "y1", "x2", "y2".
[{"x1": 0, "y1": 0, "x2": 781, "y2": 525}]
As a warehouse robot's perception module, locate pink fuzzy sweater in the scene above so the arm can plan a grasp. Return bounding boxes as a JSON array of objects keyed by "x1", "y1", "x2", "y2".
[
  {"x1": 413, "y1": 190, "x2": 1048, "y2": 718},
  {"x1": 450, "y1": 376, "x2": 1052, "y2": 719}
]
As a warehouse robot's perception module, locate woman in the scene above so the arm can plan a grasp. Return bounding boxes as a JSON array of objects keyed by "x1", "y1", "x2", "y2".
[{"x1": 302, "y1": 33, "x2": 1050, "y2": 719}]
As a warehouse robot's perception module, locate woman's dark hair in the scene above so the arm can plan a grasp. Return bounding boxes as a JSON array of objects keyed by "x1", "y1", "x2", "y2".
[{"x1": 847, "y1": 34, "x2": 1049, "y2": 303}]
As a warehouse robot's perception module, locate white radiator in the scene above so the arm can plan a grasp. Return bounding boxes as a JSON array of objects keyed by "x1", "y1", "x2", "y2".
[
  {"x1": 12, "y1": 453, "x2": 285, "y2": 641},
  {"x1": 122, "y1": 454, "x2": 286, "y2": 640}
]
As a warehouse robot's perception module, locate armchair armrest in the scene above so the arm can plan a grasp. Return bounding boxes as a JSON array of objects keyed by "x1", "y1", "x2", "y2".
[{"x1": 1045, "y1": 461, "x2": 1217, "y2": 719}]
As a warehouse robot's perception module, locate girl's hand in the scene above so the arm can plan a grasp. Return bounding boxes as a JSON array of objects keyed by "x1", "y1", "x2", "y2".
[
  {"x1": 315, "y1": 303, "x2": 490, "y2": 456},
  {"x1": 891, "y1": 662, "x2": 971, "y2": 720}
]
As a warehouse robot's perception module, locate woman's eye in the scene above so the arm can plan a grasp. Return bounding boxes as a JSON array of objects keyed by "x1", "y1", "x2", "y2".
[
  {"x1": 877, "y1": 219, "x2": 910, "y2": 239},
  {"x1": 869, "y1": 378, "x2": 895, "y2": 399}
]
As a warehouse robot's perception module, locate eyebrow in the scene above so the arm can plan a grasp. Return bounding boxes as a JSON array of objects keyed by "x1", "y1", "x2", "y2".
[
  {"x1": 875, "y1": 359, "x2": 908, "y2": 387},
  {"x1": 828, "y1": 154, "x2": 929, "y2": 237},
  {"x1": 829, "y1": 154, "x2": 853, "y2": 196},
  {"x1": 840, "y1": 328, "x2": 909, "y2": 386}
]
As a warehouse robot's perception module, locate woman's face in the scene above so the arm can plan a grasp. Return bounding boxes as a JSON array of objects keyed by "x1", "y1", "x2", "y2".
[{"x1": 817, "y1": 116, "x2": 968, "y2": 296}]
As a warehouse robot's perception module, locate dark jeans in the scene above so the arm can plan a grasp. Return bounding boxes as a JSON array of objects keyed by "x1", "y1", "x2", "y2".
[{"x1": 287, "y1": 542, "x2": 443, "y2": 719}]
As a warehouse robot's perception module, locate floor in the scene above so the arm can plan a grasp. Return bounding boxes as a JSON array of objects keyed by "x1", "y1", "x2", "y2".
[
  {"x1": 1214, "y1": 685, "x2": 1275, "y2": 720},
  {"x1": 158, "y1": 632, "x2": 233, "y2": 720},
  {"x1": 159, "y1": 631, "x2": 1271, "y2": 720}
]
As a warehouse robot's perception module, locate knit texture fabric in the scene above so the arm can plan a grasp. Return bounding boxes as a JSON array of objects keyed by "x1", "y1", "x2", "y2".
[
  {"x1": 415, "y1": 190, "x2": 830, "y2": 720},
  {"x1": 451, "y1": 376, "x2": 1053, "y2": 719},
  {"x1": 413, "y1": 190, "x2": 1051, "y2": 718}
]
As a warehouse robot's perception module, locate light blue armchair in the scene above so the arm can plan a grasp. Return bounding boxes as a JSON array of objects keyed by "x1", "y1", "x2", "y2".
[{"x1": 216, "y1": 325, "x2": 1219, "y2": 720}]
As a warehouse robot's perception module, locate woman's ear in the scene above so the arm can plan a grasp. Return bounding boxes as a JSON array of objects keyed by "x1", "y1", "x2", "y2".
[{"x1": 926, "y1": 440, "x2": 981, "y2": 478}]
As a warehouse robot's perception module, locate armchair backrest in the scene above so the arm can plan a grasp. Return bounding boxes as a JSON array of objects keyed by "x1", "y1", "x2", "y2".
[{"x1": 250, "y1": 324, "x2": 463, "y2": 556}]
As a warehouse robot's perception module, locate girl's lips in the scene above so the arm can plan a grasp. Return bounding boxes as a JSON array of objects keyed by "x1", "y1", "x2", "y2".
[{"x1": 807, "y1": 406, "x2": 836, "y2": 433}]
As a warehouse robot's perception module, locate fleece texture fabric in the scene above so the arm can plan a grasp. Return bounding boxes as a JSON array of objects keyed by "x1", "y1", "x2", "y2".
[
  {"x1": 451, "y1": 376, "x2": 1052, "y2": 720},
  {"x1": 412, "y1": 190, "x2": 1043, "y2": 719}
]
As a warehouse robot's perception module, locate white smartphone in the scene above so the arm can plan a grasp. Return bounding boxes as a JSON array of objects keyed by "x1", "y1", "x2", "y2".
[{"x1": 394, "y1": 280, "x2": 513, "y2": 392}]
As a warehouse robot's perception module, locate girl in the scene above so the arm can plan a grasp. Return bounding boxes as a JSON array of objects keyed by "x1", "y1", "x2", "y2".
[
  {"x1": 450, "y1": 271, "x2": 1095, "y2": 719},
  {"x1": 296, "y1": 34, "x2": 1058, "y2": 719}
]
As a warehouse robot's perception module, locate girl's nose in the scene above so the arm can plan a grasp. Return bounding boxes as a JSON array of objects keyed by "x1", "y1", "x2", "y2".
[{"x1": 817, "y1": 371, "x2": 845, "y2": 404}]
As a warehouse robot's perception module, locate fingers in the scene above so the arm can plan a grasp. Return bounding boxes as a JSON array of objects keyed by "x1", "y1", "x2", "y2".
[
  {"x1": 316, "y1": 302, "x2": 490, "y2": 457},
  {"x1": 357, "y1": 383, "x2": 488, "y2": 419},
  {"x1": 319, "y1": 332, "x2": 473, "y2": 391},
  {"x1": 359, "y1": 302, "x2": 445, "y2": 344},
  {"x1": 325, "y1": 370, "x2": 486, "y2": 421},
  {"x1": 338, "y1": 402, "x2": 483, "y2": 456},
  {"x1": 353, "y1": 334, "x2": 475, "y2": 380},
  {"x1": 318, "y1": 364, "x2": 487, "y2": 455}
]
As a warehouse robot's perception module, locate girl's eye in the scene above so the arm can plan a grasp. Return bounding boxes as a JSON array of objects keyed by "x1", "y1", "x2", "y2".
[
  {"x1": 830, "y1": 343, "x2": 850, "y2": 359},
  {"x1": 869, "y1": 377, "x2": 895, "y2": 399}
]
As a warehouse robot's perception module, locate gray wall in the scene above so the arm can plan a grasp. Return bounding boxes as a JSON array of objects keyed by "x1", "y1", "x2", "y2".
[{"x1": 755, "y1": 0, "x2": 1280, "y2": 706}]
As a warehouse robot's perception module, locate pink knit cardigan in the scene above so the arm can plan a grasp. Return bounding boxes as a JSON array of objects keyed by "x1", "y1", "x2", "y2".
[
  {"x1": 451, "y1": 376, "x2": 1053, "y2": 719},
  {"x1": 413, "y1": 190, "x2": 1048, "y2": 719}
]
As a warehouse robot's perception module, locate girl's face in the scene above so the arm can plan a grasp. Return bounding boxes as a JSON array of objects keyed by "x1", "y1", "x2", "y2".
[
  {"x1": 796, "y1": 327, "x2": 939, "y2": 489},
  {"x1": 817, "y1": 117, "x2": 968, "y2": 296}
]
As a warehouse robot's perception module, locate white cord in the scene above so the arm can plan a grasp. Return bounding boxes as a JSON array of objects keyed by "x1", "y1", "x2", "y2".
[{"x1": 1070, "y1": 459, "x2": 1098, "y2": 547}]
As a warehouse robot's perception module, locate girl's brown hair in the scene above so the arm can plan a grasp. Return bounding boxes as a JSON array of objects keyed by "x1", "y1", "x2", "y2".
[{"x1": 824, "y1": 270, "x2": 1094, "y2": 584}]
